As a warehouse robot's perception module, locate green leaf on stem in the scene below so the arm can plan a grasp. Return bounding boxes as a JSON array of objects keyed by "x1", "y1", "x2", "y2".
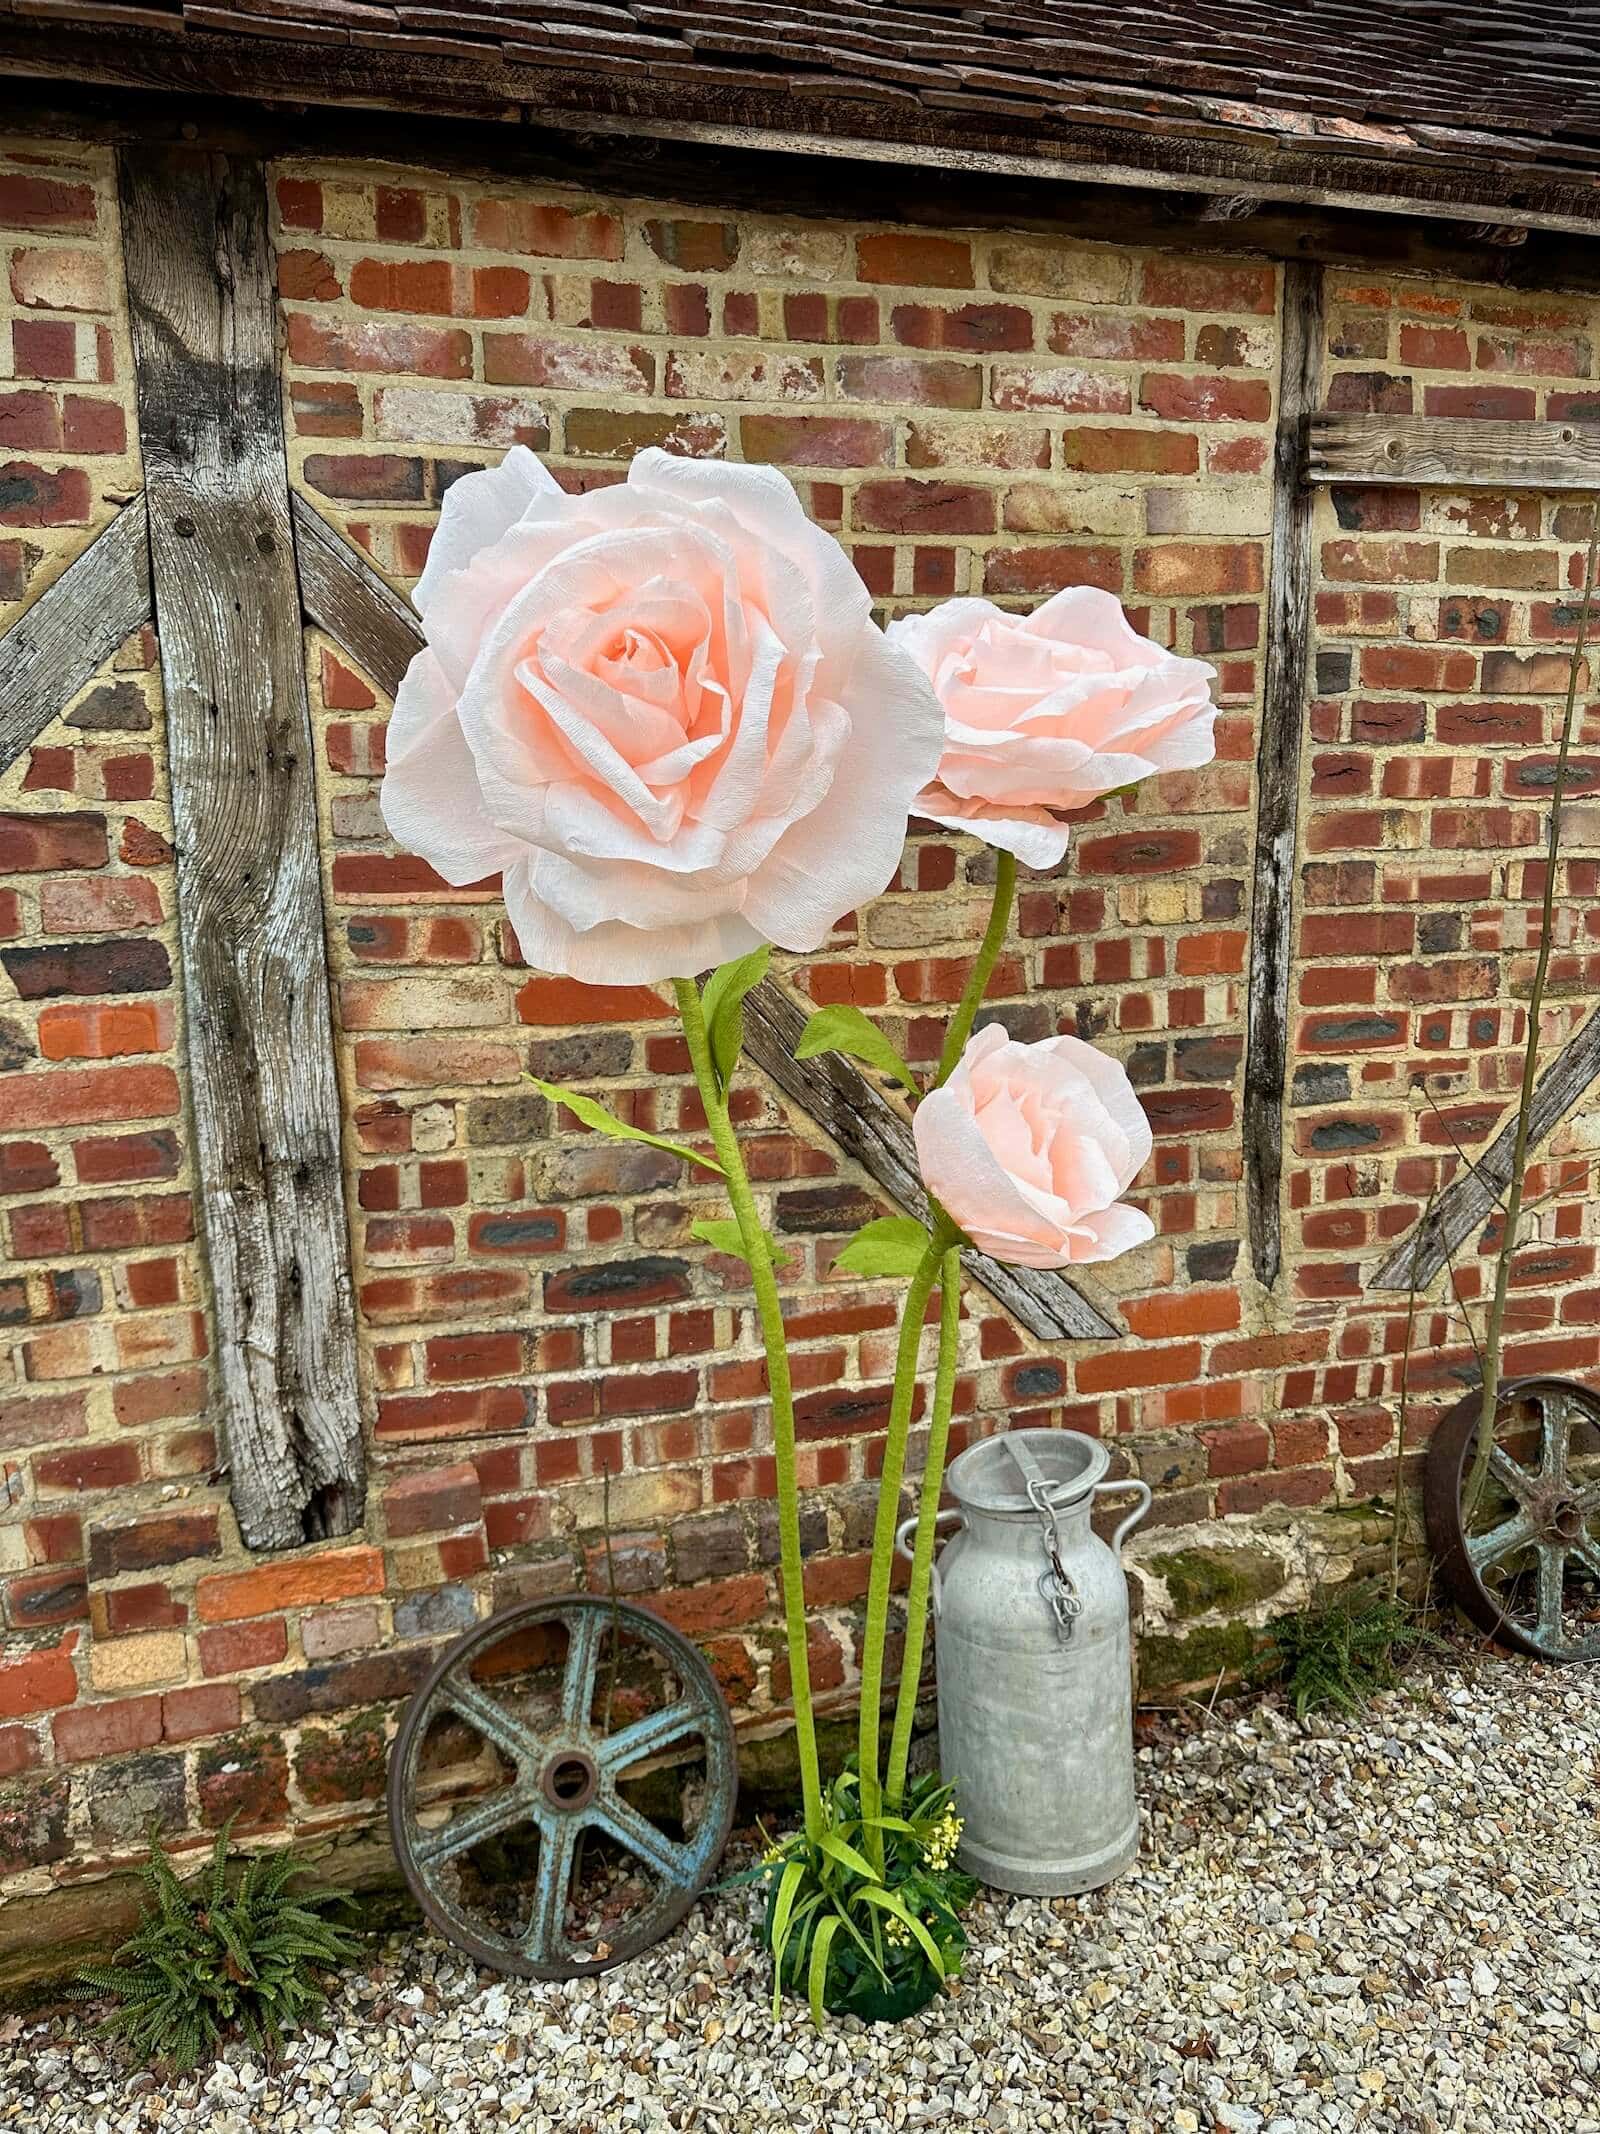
[
  {"x1": 807, "y1": 1915, "x2": 840, "y2": 2031},
  {"x1": 526, "y1": 1078, "x2": 725, "y2": 1175},
  {"x1": 817, "y1": 1830, "x2": 881, "y2": 1884},
  {"x1": 795, "y1": 1003, "x2": 920, "y2": 1098},
  {"x1": 700, "y1": 945, "x2": 771, "y2": 1093},
  {"x1": 835, "y1": 1214, "x2": 933, "y2": 1279},
  {"x1": 688, "y1": 1216, "x2": 793, "y2": 1269},
  {"x1": 858, "y1": 1885, "x2": 948, "y2": 1978}
]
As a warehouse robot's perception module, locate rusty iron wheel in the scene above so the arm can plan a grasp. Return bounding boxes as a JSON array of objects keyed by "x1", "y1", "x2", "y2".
[
  {"x1": 1424, "y1": 1375, "x2": 1600, "y2": 1663},
  {"x1": 387, "y1": 1595, "x2": 737, "y2": 1979}
]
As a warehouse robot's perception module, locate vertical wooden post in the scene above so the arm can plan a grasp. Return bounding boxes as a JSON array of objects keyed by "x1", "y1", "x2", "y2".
[
  {"x1": 119, "y1": 148, "x2": 365, "y2": 1548},
  {"x1": 1244, "y1": 259, "x2": 1323, "y2": 1291}
]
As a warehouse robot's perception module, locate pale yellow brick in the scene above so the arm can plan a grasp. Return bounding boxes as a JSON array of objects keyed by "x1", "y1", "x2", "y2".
[{"x1": 92, "y1": 1631, "x2": 187, "y2": 1692}]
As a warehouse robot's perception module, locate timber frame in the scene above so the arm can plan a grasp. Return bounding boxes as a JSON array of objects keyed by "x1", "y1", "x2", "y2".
[{"x1": 3, "y1": 109, "x2": 1600, "y2": 1546}]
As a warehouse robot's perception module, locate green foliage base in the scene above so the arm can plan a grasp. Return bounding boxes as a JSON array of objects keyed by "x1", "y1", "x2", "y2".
[
  {"x1": 72, "y1": 1820, "x2": 360, "y2": 2073},
  {"x1": 745, "y1": 1766, "x2": 976, "y2": 2027},
  {"x1": 1254, "y1": 1593, "x2": 1443, "y2": 1721}
]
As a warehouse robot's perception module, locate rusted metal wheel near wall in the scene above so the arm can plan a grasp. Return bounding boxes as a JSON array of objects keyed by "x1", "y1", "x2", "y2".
[
  {"x1": 387, "y1": 1596, "x2": 737, "y2": 1979},
  {"x1": 1425, "y1": 1376, "x2": 1600, "y2": 1663}
]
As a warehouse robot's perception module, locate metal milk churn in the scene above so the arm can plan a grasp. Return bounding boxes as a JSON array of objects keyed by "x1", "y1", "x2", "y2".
[{"x1": 898, "y1": 1428, "x2": 1150, "y2": 1897}]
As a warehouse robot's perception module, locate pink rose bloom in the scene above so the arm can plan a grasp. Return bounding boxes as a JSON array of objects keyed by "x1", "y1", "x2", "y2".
[
  {"x1": 380, "y1": 447, "x2": 943, "y2": 983},
  {"x1": 886, "y1": 588, "x2": 1217, "y2": 868},
  {"x1": 914, "y1": 1024, "x2": 1154, "y2": 1268}
]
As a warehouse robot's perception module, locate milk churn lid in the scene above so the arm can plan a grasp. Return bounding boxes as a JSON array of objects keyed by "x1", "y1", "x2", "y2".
[{"x1": 945, "y1": 1427, "x2": 1110, "y2": 1515}]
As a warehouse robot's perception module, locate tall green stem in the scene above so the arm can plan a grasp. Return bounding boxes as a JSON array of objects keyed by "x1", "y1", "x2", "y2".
[
  {"x1": 673, "y1": 977, "x2": 822, "y2": 1838},
  {"x1": 1464, "y1": 502, "x2": 1600, "y2": 1517},
  {"x1": 885, "y1": 1244, "x2": 961, "y2": 1810},
  {"x1": 936, "y1": 850, "x2": 1017, "y2": 1086},
  {"x1": 857, "y1": 1232, "x2": 948, "y2": 1843}
]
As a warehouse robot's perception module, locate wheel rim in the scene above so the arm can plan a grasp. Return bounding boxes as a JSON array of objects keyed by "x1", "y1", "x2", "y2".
[
  {"x1": 1424, "y1": 1375, "x2": 1600, "y2": 1663},
  {"x1": 387, "y1": 1595, "x2": 737, "y2": 1978}
]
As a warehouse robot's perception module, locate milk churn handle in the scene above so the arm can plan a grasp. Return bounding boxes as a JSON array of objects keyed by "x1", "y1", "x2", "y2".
[
  {"x1": 999, "y1": 1435, "x2": 1083, "y2": 1644},
  {"x1": 1092, "y1": 1477, "x2": 1154, "y2": 1555},
  {"x1": 894, "y1": 1510, "x2": 962, "y2": 1618}
]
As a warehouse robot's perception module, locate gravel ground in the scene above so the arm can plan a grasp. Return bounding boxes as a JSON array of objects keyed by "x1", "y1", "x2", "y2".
[{"x1": 2, "y1": 1643, "x2": 1597, "y2": 2134}]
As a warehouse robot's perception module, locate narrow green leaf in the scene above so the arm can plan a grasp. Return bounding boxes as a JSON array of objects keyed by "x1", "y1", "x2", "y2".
[
  {"x1": 769, "y1": 1860, "x2": 806, "y2": 2018},
  {"x1": 526, "y1": 1077, "x2": 724, "y2": 1175},
  {"x1": 817, "y1": 1831, "x2": 881, "y2": 1885},
  {"x1": 701, "y1": 945, "x2": 770, "y2": 1093},
  {"x1": 860, "y1": 1886, "x2": 948, "y2": 1979},
  {"x1": 689, "y1": 1217, "x2": 793, "y2": 1270},
  {"x1": 807, "y1": 1915, "x2": 840, "y2": 2032},
  {"x1": 834, "y1": 1214, "x2": 934, "y2": 1280},
  {"x1": 795, "y1": 1003, "x2": 919, "y2": 1097}
]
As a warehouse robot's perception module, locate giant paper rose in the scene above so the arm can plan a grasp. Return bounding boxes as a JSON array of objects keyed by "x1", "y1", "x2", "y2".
[
  {"x1": 886, "y1": 588, "x2": 1217, "y2": 868},
  {"x1": 914, "y1": 1024, "x2": 1154, "y2": 1268},
  {"x1": 380, "y1": 447, "x2": 944, "y2": 982}
]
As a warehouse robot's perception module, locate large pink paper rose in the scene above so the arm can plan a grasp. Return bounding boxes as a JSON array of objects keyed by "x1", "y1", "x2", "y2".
[
  {"x1": 914, "y1": 1024, "x2": 1154, "y2": 1268},
  {"x1": 380, "y1": 447, "x2": 944, "y2": 983},
  {"x1": 886, "y1": 588, "x2": 1217, "y2": 868}
]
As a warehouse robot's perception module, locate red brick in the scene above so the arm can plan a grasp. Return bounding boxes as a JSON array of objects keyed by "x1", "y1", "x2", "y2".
[
  {"x1": 855, "y1": 233, "x2": 973, "y2": 287},
  {"x1": 0, "y1": 1647, "x2": 77, "y2": 1718},
  {"x1": 162, "y1": 1684, "x2": 241, "y2": 1744},
  {"x1": 198, "y1": 1618, "x2": 289, "y2": 1676},
  {"x1": 196, "y1": 1547, "x2": 386, "y2": 1623},
  {"x1": 54, "y1": 1693, "x2": 162, "y2": 1761}
]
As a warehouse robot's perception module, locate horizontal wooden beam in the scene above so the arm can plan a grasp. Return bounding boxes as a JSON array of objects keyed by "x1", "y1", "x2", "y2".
[
  {"x1": 293, "y1": 497, "x2": 1119, "y2": 1341},
  {"x1": 1371, "y1": 1004, "x2": 1600, "y2": 1293},
  {"x1": 0, "y1": 500, "x2": 151, "y2": 774},
  {"x1": 1309, "y1": 413, "x2": 1600, "y2": 491}
]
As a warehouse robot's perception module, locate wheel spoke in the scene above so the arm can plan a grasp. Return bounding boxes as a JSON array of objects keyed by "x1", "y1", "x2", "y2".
[
  {"x1": 1570, "y1": 1532, "x2": 1600, "y2": 1586},
  {"x1": 443, "y1": 1675, "x2": 542, "y2": 1768},
  {"x1": 1535, "y1": 1544, "x2": 1568, "y2": 1647},
  {"x1": 596, "y1": 1698, "x2": 704, "y2": 1773},
  {"x1": 1538, "y1": 1393, "x2": 1570, "y2": 1487},
  {"x1": 589, "y1": 1788, "x2": 695, "y2": 1883},
  {"x1": 413, "y1": 1785, "x2": 533, "y2": 1869},
  {"x1": 519, "y1": 1813, "x2": 580, "y2": 1967},
  {"x1": 1466, "y1": 1507, "x2": 1536, "y2": 1572},
  {"x1": 560, "y1": 1608, "x2": 607, "y2": 1730},
  {"x1": 1488, "y1": 1443, "x2": 1538, "y2": 1506}
]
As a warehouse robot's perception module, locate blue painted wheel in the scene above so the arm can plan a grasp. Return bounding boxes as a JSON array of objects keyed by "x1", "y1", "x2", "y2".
[{"x1": 388, "y1": 1595, "x2": 737, "y2": 1979}]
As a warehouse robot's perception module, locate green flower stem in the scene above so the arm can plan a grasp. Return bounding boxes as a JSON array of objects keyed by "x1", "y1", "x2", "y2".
[
  {"x1": 936, "y1": 849, "x2": 1017, "y2": 1087},
  {"x1": 858, "y1": 1223, "x2": 957, "y2": 1846},
  {"x1": 885, "y1": 1243, "x2": 961, "y2": 1813},
  {"x1": 673, "y1": 977, "x2": 822, "y2": 1839}
]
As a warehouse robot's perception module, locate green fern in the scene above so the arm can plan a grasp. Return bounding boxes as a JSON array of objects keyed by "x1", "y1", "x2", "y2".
[
  {"x1": 1254, "y1": 1594, "x2": 1442, "y2": 1721},
  {"x1": 72, "y1": 1820, "x2": 360, "y2": 2072}
]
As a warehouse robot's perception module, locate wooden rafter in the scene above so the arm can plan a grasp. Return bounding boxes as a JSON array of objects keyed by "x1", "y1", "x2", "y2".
[
  {"x1": 1372, "y1": 1007, "x2": 1600, "y2": 1294},
  {"x1": 291, "y1": 494, "x2": 1120, "y2": 1343},
  {"x1": 0, "y1": 500, "x2": 151, "y2": 773},
  {"x1": 120, "y1": 148, "x2": 364, "y2": 1549}
]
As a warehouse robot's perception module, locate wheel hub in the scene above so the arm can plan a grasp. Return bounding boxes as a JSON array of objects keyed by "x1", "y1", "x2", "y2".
[{"x1": 540, "y1": 1747, "x2": 599, "y2": 1814}]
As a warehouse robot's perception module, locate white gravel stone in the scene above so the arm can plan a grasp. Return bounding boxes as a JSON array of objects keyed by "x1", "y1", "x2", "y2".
[{"x1": 1, "y1": 1646, "x2": 1595, "y2": 2133}]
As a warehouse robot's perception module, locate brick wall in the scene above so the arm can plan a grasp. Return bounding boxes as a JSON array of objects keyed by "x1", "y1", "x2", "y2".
[{"x1": 0, "y1": 141, "x2": 1596, "y2": 1955}]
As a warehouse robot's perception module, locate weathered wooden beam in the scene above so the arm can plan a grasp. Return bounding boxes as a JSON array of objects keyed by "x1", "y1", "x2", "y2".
[
  {"x1": 290, "y1": 493, "x2": 421, "y2": 700},
  {"x1": 0, "y1": 500, "x2": 151, "y2": 774},
  {"x1": 1309, "y1": 413, "x2": 1600, "y2": 491},
  {"x1": 120, "y1": 147, "x2": 364, "y2": 1550},
  {"x1": 293, "y1": 499, "x2": 1119, "y2": 1341},
  {"x1": 1244, "y1": 259, "x2": 1324, "y2": 1291},
  {"x1": 740, "y1": 980, "x2": 1120, "y2": 1343},
  {"x1": 1371, "y1": 1005, "x2": 1600, "y2": 1293}
]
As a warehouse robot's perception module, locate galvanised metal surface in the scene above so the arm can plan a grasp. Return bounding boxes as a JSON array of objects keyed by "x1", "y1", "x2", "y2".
[
  {"x1": 908, "y1": 1428, "x2": 1151, "y2": 1899},
  {"x1": 388, "y1": 1595, "x2": 736, "y2": 1979},
  {"x1": 1425, "y1": 1375, "x2": 1600, "y2": 1664}
]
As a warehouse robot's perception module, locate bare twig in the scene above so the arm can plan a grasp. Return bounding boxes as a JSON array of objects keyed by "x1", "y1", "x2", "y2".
[{"x1": 1465, "y1": 499, "x2": 1600, "y2": 1518}]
